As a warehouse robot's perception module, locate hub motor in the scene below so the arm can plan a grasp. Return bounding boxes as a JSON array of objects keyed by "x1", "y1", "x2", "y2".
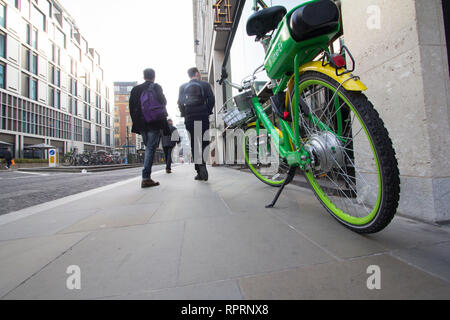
[{"x1": 304, "y1": 132, "x2": 345, "y2": 172}]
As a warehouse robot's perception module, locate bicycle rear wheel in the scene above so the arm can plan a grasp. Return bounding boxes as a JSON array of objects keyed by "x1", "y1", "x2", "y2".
[{"x1": 294, "y1": 71, "x2": 400, "y2": 233}]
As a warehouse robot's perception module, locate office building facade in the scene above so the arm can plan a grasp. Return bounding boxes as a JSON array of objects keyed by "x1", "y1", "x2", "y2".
[
  {"x1": 113, "y1": 81, "x2": 140, "y2": 155},
  {"x1": 0, "y1": 0, "x2": 113, "y2": 159}
]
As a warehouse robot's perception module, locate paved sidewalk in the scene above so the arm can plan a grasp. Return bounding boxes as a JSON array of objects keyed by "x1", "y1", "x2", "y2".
[{"x1": 0, "y1": 165, "x2": 449, "y2": 300}]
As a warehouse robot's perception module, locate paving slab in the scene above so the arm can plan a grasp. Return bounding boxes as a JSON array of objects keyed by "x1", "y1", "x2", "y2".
[
  {"x1": 0, "y1": 207, "x2": 98, "y2": 241},
  {"x1": 4, "y1": 222, "x2": 184, "y2": 300},
  {"x1": 177, "y1": 212, "x2": 334, "y2": 286},
  {"x1": 59, "y1": 202, "x2": 161, "y2": 234},
  {"x1": 238, "y1": 254, "x2": 450, "y2": 300},
  {"x1": 391, "y1": 241, "x2": 450, "y2": 282},
  {"x1": 0, "y1": 232, "x2": 88, "y2": 298}
]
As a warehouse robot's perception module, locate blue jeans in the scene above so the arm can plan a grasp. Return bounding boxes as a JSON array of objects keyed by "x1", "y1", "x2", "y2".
[{"x1": 142, "y1": 130, "x2": 161, "y2": 180}]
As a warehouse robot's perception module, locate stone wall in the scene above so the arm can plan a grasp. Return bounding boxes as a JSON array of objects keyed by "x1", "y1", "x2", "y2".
[{"x1": 341, "y1": 0, "x2": 449, "y2": 223}]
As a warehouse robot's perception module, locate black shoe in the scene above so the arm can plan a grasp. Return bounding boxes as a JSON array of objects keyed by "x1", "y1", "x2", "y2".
[
  {"x1": 195, "y1": 174, "x2": 201, "y2": 180},
  {"x1": 199, "y1": 165, "x2": 208, "y2": 181}
]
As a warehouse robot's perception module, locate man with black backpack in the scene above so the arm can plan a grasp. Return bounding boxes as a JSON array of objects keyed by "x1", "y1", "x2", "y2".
[
  {"x1": 129, "y1": 68, "x2": 170, "y2": 188},
  {"x1": 178, "y1": 67, "x2": 215, "y2": 181}
]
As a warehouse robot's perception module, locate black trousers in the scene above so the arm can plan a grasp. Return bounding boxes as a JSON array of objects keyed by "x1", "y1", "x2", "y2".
[
  {"x1": 163, "y1": 147, "x2": 173, "y2": 170},
  {"x1": 185, "y1": 119, "x2": 209, "y2": 172}
]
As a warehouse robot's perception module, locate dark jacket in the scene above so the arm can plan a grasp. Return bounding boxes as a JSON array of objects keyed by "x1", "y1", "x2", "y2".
[
  {"x1": 4, "y1": 150, "x2": 12, "y2": 161},
  {"x1": 129, "y1": 81, "x2": 170, "y2": 134},
  {"x1": 177, "y1": 79, "x2": 215, "y2": 122},
  {"x1": 162, "y1": 124, "x2": 180, "y2": 148}
]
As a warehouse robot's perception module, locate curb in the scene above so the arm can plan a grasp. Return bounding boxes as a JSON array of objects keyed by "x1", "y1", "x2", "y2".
[{"x1": 17, "y1": 164, "x2": 144, "y2": 173}]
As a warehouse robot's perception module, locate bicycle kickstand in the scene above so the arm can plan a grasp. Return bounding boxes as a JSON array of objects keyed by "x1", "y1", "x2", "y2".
[{"x1": 266, "y1": 167, "x2": 298, "y2": 208}]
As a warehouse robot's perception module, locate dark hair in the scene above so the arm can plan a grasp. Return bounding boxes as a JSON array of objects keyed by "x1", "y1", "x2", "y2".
[
  {"x1": 188, "y1": 67, "x2": 199, "y2": 78},
  {"x1": 143, "y1": 68, "x2": 155, "y2": 81}
]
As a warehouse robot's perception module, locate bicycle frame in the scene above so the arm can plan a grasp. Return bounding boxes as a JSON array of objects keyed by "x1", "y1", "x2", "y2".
[{"x1": 250, "y1": 56, "x2": 310, "y2": 170}]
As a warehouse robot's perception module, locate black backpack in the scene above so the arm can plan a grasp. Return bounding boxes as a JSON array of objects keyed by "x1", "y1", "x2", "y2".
[{"x1": 182, "y1": 82, "x2": 207, "y2": 109}]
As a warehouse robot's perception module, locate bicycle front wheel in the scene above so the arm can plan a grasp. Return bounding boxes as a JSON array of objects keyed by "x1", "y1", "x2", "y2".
[{"x1": 294, "y1": 71, "x2": 400, "y2": 233}]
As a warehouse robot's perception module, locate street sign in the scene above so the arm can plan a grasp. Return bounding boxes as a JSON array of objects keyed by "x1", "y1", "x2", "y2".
[{"x1": 49, "y1": 149, "x2": 57, "y2": 167}]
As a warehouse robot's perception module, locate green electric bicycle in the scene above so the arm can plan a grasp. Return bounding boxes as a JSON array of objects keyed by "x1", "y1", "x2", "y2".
[{"x1": 219, "y1": 0, "x2": 400, "y2": 234}]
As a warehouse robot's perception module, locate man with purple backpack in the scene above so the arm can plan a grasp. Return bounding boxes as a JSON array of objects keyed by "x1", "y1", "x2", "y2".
[{"x1": 129, "y1": 68, "x2": 170, "y2": 188}]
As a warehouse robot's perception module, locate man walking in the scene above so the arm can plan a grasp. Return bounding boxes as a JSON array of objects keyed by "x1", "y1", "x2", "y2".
[
  {"x1": 2, "y1": 148, "x2": 12, "y2": 170},
  {"x1": 161, "y1": 119, "x2": 180, "y2": 174},
  {"x1": 129, "y1": 68, "x2": 169, "y2": 188},
  {"x1": 178, "y1": 67, "x2": 215, "y2": 181}
]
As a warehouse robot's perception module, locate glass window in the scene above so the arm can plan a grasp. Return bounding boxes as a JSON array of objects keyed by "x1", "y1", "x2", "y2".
[
  {"x1": 22, "y1": 46, "x2": 30, "y2": 70},
  {"x1": 0, "y1": 63, "x2": 5, "y2": 89},
  {"x1": 31, "y1": 79, "x2": 38, "y2": 101},
  {"x1": 21, "y1": 73, "x2": 29, "y2": 97},
  {"x1": 56, "y1": 69, "x2": 60, "y2": 87},
  {"x1": 0, "y1": 32, "x2": 5, "y2": 58},
  {"x1": 25, "y1": 24, "x2": 31, "y2": 46},
  {"x1": 0, "y1": 4, "x2": 6, "y2": 28},
  {"x1": 31, "y1": 5, "x2": 46, "y2": 31},
  {"x1": 48, "y1": 87, "x2": 54, "y2": 107},
  {"x1": 32, "y1": 28, "x2": 38, "y2": 49},
  {"x1": 55, "y1": 90, "x2": 60, "y2": 109},
  {"x1": 31, "y1": 54, "x2": 38, "y2": 75},
  {"x1": 56, "y1": 28, "x2": 65, "y2": 49},
  {"x1": 46, "y1": 1, "x2": 52, "y2": 17},
  {"x1": 22, "y1": 0, "x2": 30, "y2": 19},
  {"x1": 6, "y1": 1, "x2": 19, "y2": 9}
]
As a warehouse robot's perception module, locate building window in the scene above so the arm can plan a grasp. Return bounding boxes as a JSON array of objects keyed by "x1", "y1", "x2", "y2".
[
  {"x1": 56, "y1": 28, "x2": 65, "y2": 49},
  {"x1": 55, "y1": 90, "x2": 60, "y2": 109},
  {"x1": 0, "y1": 63, "x2": 5, "y2": 89},
  {"x1": 0, "y1": 4, "x2": 5, "y2": 28},
  {"x1": 22, "y1": 46, "x2": 30, "y2": 70},
  {"x1": 84, "y1": 103, "x2": 90, "y2": 120},
  {"x1": 48, "y1": 87, "x2": 54, "y2": 107},
  {"x1": 21, "y1": 73, "x2": 30, "y2": 97},
  {"x1": 30, "y1": 78, "x2": 37, "y2": 100},
  {"x1": 32, "y1": 27, "x2": 38, "y2": 50},
  {"x1": 31, "y1": 5, "x2": 46, "y2": 32},
  {"x1": 52, "y1": 44, "x2": 61, "y2": 65},
  {"x1": 31, "y1": 53, "x2": 38, "y2": 75},
  {"x1": 83, "y1": 122, "x2": 91, "y2": 143},
  {"x1": 6, "y1": 1, "x2": 19, "y2": 9},
  {"x1": 0, "y1": 32, "x2": 5, "y2": 58},
  {"x1": 22, "y1": 0, "x2": 30, "y2": 19}
]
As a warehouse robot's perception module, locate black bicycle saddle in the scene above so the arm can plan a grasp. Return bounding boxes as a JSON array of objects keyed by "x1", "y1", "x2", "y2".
[{"x1": 246, "y1": 6, "x2": 287, "y2": 38}]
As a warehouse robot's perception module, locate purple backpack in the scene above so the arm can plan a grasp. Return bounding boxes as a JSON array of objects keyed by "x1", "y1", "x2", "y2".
[{"x1": 140, "y1": 84, "x2": 167, "y2": 123}]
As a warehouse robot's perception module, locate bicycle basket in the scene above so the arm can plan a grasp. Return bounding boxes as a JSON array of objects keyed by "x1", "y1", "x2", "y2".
[
  {"x1": 221, "y1": 107, "x2": 253, "y2": 127},
  {"x1": 234, "y1": 91, "x2": 254, "y2": 111},
  {"x1": 220, "y1": 91, "x2": 255, "y2": 128}
]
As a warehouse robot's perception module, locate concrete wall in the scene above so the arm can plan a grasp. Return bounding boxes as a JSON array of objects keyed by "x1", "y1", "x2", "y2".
[{"x1": 341, "y1": 0, "x2": 449, "y2": 223}]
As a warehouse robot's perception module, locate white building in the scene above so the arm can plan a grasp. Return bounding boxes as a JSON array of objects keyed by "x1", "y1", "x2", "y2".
[{"x1": 0, "y1": 0, "x2": 113, "y2": 159}]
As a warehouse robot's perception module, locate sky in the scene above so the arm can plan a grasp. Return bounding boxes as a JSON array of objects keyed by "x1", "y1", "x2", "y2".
[{"x1": 58, "y1": 0, "x2": 196, "y2": 120}]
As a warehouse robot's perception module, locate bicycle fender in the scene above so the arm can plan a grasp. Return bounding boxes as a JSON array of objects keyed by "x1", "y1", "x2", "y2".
[{"x1": 298, "y1": 61, "x2": 367, "y2": 91}]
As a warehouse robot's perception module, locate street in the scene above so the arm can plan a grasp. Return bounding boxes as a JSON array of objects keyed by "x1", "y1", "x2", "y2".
[{"x1": 0, "y1": 165, "x2": 166, "y2": 216}]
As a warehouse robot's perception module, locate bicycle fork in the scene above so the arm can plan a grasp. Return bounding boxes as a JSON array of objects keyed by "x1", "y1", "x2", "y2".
[{"x1": 266, "y1": 166, "x2": 298, "y2": 208}]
